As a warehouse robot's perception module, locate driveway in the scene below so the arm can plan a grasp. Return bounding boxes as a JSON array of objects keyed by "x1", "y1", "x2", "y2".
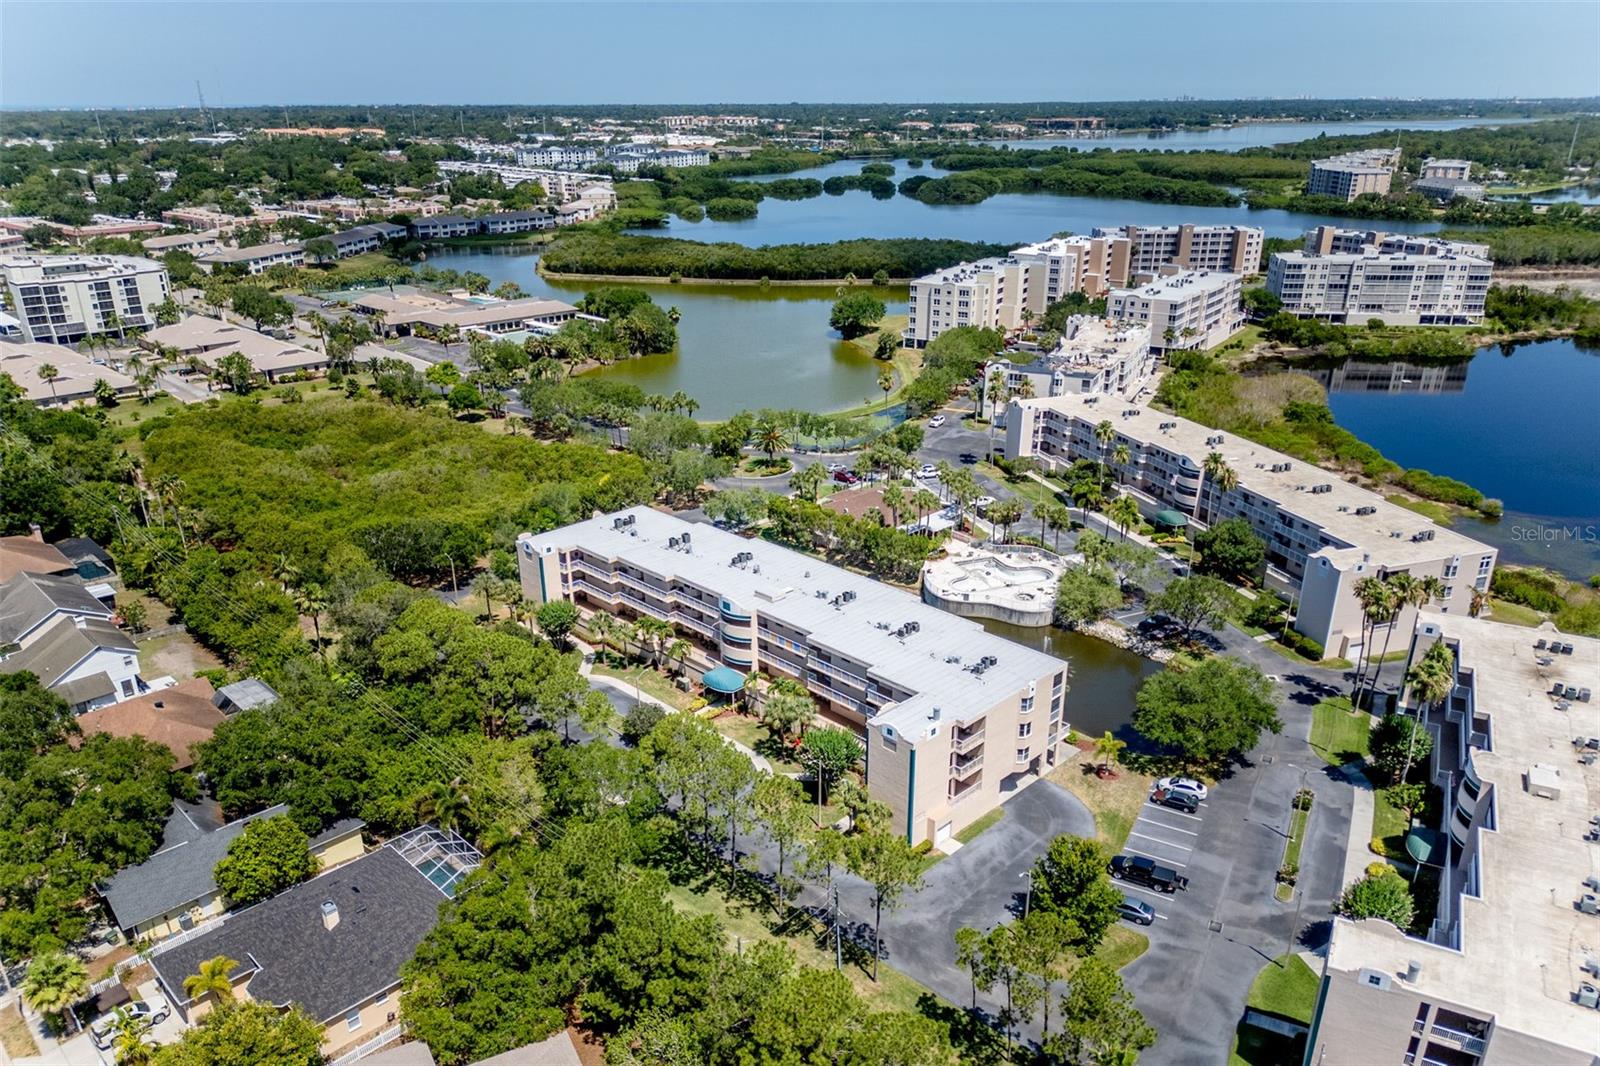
[{"x1": 1118, "y1": 690, "x2": 1352, "y2": 1065}]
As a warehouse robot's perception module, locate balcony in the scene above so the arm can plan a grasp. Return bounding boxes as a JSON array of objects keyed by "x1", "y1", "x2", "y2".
[
  {"x1": 1427, "y1": 1025, "x2": 1487, "y2": 1057},
  {"x1": 809, "y1": 656, "x2": 871, "y2": 691},
  {"x1": 950, "y1": 753, "x2": 983, "y2": 779},
  {"x1": 952, "y1": 729, "x2": 986, "y2": 754}
]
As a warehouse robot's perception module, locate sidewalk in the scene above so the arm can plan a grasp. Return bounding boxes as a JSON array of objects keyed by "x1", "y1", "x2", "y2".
[{"x1": 1338, "y1": 760, "x2": 1378, "y2": 891}]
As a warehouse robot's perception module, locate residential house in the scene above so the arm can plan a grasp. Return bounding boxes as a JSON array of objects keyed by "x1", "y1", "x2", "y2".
[
  {"x1": 73, "y1": 677, "x2": 225, "y2": 769},
  {"x1": 0, "y1": 614, "x2": 142, "y2": 710},
  {"x1": 0, "y1": 570, "x2": 116, "y2": 649},
  {"x1": 0, "y1": 531, "x2": 77, "y2": 582},
  {"x1": 101, "y1": 799, "x2": 367, "y2": 943},
  {"x1": 150, "y1": 828, "x2": 478, "y2": 1058}
]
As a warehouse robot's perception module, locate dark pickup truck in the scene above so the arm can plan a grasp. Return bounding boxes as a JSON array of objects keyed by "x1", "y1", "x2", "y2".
[{"x1": 1110, "y1": 854, "x2": 1190, "y2": 894}]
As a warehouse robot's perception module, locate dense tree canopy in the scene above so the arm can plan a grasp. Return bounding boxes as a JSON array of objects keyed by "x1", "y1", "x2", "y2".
[{"x1": 1133, "y1": 657, "x2": 1282, "y2": 769}]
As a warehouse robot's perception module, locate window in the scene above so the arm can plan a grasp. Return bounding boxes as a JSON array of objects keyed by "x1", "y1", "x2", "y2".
[
  {"x1": 346, "y1": 1010, "x2": 362, "y2": 1032},
  {"x1": 375, "y1": 990, "x2": 388, "y2": 1004},
  {"x1": 1018, "y1": 722, "x2": 1032, "y2": 738},
  {"x1": 1015, "y1": 747, "x2": 1030, "y2": 763}
]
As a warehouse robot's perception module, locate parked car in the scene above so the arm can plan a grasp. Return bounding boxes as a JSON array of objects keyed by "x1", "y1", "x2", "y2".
[
  {"x1": 825, "y1": 462, "x2": 845, "y2": 473},
  {"x1": 973, "y1": 495, "x2": 997, "y2": 514},
  {"x1": 928, "y1": 414, "x2": 946, "y2": 428},
  {"x1": 1150, "y1": 787, "x2": 1200, "y2": 814},
  {"x1": 1154, "y1": 776, "x2": 1209, "y2": 801},
  {"x1": 917, "y1": 464, "x2": 939, "y2": 480},
  {"x1": 832, "y1": 470, "x2": 859, "y2": 485},
  {"x1": 91, "y1": 1000, "x2": 170, "y2": 1050},
  {"x1": 1109, "y1": 854, "x2": 1190, "y2": 893},
  {"x1": 1117, "y1": 895, "x2": 1156, "y2": 926}
]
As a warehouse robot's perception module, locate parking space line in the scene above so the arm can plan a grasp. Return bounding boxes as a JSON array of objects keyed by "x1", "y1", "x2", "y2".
[
  {"x1": 1128, "y1": 831, "x2": 1192, "y2": 856},
  {"x1": 1137, "y1": 816, "x2": 1199, "y2": 836},
  {"x1": 1147, "y1": 806, "x2": 1205, "y2": 823},
  {"x1": 1117, "y1": 882, "x2": 1183, "y2": 901}
]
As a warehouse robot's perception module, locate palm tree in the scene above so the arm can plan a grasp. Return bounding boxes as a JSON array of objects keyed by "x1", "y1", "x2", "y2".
[
  {"x1": 1350, "y1": 576, "x2": 1394, "y2": 698},
  {"x1": 665, "y1": 638, "x2": 690, "y2": 678},
  {"x1": 182, "y1": 955, "x2": 238, "y2": 1007},
  {"x1": 1014, "y1": 376, "x2": 1036, "y2": 401},
  {"x1": 682, "y1": 396, "x2": 700, "y2": 418},
  {"x1": 293, "y1": 583, "x2": 329, "y2": 664},
  {"x1": 589, "y1": 610, "x2": 614, "y2": 653},
  {"x1": 1403, "y1": 640, "x2": 1455, "y2": 781},
  {"x1": 667, "y1": 306, "x2": 682, "y2": 324},
  {"x1": 1469, "y1": 587, "x2": 1490, "y2": 618},
  {"x1": 1108, "y1": 494, "x2": 1141, "y2": 541},
  {"x1": 790, "y1": 463, "x2": 827, "y2": 501},
  {"x1": 755, "y1": 417, "x2": 790, "y2": 463},
  {"x1": 470, "y1": 571, "x2": 500, "y2": 618},
  {"x1": 270, "y1": 553, "x2": 300, "y2": 593},
  {"x1": 984, "y1": 370, "x2": 1008, "y2": 445},
  {"x1": 1094, "y1": 730, "x2": 1125, "y2": 774},
  {"x1": 1112, "y1": 443, "x2": 1131, "y2": 485},
  {"x1": 1039, "y1": 502, "x2": 1068, "y2": 550},
  {"x1": 880, "y1": 480, "x2": 906, "y2": 527},
  {"x1": 1200, "y1": 451, "x2": 1235, "y2": 525},
  {"x1": 1094, "y1": 419, "x2": 1115, "y2": 483},
  {"x1": 877, "y1": 366, "x2": 895, "y2": 407},
  {"x1": 912, "y1": 488, "x2": 940, "y2": 532},
  {"x1": 36, "y1": 362, "x2": 59, "y2": 401},
  {"x1": 23, "y1": 952, "x2": 89, "y2": 1032},
  {"x1": 418, "y1": 776, "x2": 471, "y2": 831},
  {"x1": 111, "y1": 1009, "x2": 155, "y2": 1066},
  {"x1": 1364, "y1": 573, "x2": 1434, "y2": 712}
]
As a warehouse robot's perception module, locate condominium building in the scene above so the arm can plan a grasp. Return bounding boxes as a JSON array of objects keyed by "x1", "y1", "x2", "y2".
[
  {"x1": 435, "y1": 160, "x2": 610, "y2": 203},
  {"x1": 1308, "y1": 148, "x2": 1401, "y2": 201},
  {"x1": 518, "y1": 508, "x2": 1071, "y2": 846},
  {"x1": 1421, "y1": 158, "x2": 1473, "y2": 180},
  {"x1": 349, "y1": 290, "x2": 582, "y2": 337},
  {"x1": 1003, "y1": 393, "x2": 1496, "y2": 656},
  {"x1": 1106, "y1": 267, "x2": 1244, "y2": 352},
  {"x1": 1413, "y1": 177, "x2": 1487, "y2": 203},
  {"x1": 1267, "y1": 231, "x2": 1493, "y2": 326},
  {"x1": 160, "y1": 207, "x2": 284, "y2": 232},
  {"x1": 1009, "y1": 234, "x2": 1127, "y2": 302},
  {"x1": 605, "y1": 147, "x2": 711, "y2": 172},
  {"x1": 477, "y1": 209, "x2": 556, "y2": 235},
  {"x1": 141, "y1": 231, "x2": 223, "y2": 257},
  {"x1": 1308, "y1": 615, "x2": 1600, "y2": 1066},
  {"x1": 1091, "y1": 224, "x2": 1264, "y2": 279},
  {"x1": 0, "y1": 253, "x2": 170, "y2": 345},
  {"x1": 904, "y1": 256, "x2": 1033, "y2": 347},
  {"x1": 195, "y1": 242, "x2": 306, "y2": 276},
  {"x1": 515, "y1": 145, "x2": 598, "y2": 168},
  {"x1": 979, "y1": 316, "x2": 1155, "y2": 419},
  {"x1": 322, "y1": 223, "x2": 406, "y2": 258},
  {"x1": 0, "y1": 342, "x2": 138, "y2": 406}
]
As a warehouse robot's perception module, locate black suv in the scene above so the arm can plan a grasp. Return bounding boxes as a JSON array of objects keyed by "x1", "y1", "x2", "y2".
[
  {"x1": 1109, "y1": 854, "x2": 1189, "y2": 893},
  {"x1": 1150, "y1": 787, "x2": 1200, "y2": 814}
]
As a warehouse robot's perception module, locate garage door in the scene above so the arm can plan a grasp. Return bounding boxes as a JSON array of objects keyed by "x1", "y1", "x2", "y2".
[{"x1": 935, "y1": 821, "x2": 953, "y2": 846}]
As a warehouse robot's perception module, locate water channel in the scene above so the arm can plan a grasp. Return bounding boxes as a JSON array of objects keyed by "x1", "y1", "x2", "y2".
[{"x1": 976, "y1": 617, "x2": 1162, "y2": 739}]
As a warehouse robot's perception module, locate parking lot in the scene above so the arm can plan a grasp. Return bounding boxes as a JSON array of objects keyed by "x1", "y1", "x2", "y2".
[{"x1": 1114, "y1": 788, "x2": 1207, "y2": 919}]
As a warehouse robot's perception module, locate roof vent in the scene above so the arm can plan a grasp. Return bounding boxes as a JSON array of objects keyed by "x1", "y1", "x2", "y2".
[
  {"x1": 321, "y1": 900, "x2": 340, "y2": 931},
  {"x1": 1404, "y1": 960, "x2": 1422, "y2": 983}
]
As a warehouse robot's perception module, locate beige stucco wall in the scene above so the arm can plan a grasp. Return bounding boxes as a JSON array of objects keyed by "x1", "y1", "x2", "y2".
[
  {"x1": 313, "y1": 831, "x2": 365, "y2": 871},
  {"x1": 132, "y1": 890, "x2": 226, "y2": 942}
]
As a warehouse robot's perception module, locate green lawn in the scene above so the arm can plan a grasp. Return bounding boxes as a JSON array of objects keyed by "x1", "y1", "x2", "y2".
[
  {"x1": 954, "y1": 806, "x2": 1006, "y2": 845},
  {"x1": 1230, "y1": 954, "x2": 1319, "y2": 1066},
  {"x1": 589, "y1": 660, "x2": 699, "y2": 712},
  {"x1": 1370, "y1": 787, "x2": 1413, "y2": 860},
  {"x1": 711, "y1": 711, "x2": 807, "y2": 773},
  {"x1": 974, "y1": 463, "x2": 1063, "y2": 513},
  {"x1": 664, "y1": 877, "x2": 934, "y2": 1013},
  {"x1": 1485, "y1": 599, "x2": 1545, "y2": 627},
  {"x1": 1094, "y1": 924, "x2": 1150, "y2": 971},
  {"x1": 1385, "y1": 494, "x2": 1456, "y2": 525},
  {"x1": 1274, "y1": 803, "x2": 1311, "y2": 902},
  {"x1": 1264, "y1": 638, "x2": 1354, "y2": 672},
  {"x1": 1046, "y1": 756, "x2": 1153, "y2": 851},
  {"x1": 1308, "y1": 697, "x2": 1371, "y2": 767}
]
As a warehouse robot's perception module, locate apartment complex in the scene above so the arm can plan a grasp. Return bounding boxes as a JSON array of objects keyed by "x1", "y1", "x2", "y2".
[
  {"x1": 1003, "y1": 393, "x2": 1495, "y2": 656},
  {"x1": 1308, "y1": 615, "x2": 1600, "y2": 1066},
  {"x1": 979, "y1": 316, "x2": 1155, "y2": 418},
  {"x1": 1308, "y1": 148, "x2": 1401, "y2": 201},
  {"x1": 1421, "y1": 158, "x2": 1473, "y2": 180},
  {"x1": 196, "y1": 242, "x2": 306, "y2": 275},
  {"x1": 0, "y1": 341, "x2": 138, "y2": 406},
  {"x1": 515, "y1": 145, "x2": 599, "y2": 168},
  {"x1": 435, "y1": 160, "x2": 613, "y2": 203},
  {"x1": 1092, "y1": 223, "x2": 1263, "y2": 279},
  {"x1": 1268, "y1": 230, "x2": 1493, "y2": 326},
  {"x1": 1107, "y1": 268, "x2": 1244, "y2": 352},
  {"x1": 605, "y1": 146, "x2": 712, "y2": 172},
  {"x1": 350, "y1": 289, "x2": 583, "y2": 337},
  {"x1": 0, "y1": 253, "x2": 170, "y2": 344},
  {"x1": 518, "y1": 508, "x2": 1070, "y2": 846},
  {"x1": 905, "y1": 226, "x2": 1260, "y2": 348},
  {"x1": 321, "y1": 222, "x2": 407, "y2": 258}
]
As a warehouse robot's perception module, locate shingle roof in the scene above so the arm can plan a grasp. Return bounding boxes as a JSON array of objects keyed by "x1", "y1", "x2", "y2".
[
  {"x1": 0, "y1": 535, "x2": 75, "y2": 583},
  {"x1": 73, "y1": 678, "x2": 225, "y2": 769},
  {"x1": 472, "y1": 1033, "x2": 580, "y2": 1066},
  {"x1": 151, "y1": 845, "x2": 445, "y2": 1023},
  {"x1": 0, "y1": 615, "x2": 136, "y2": 687},
  {"x1": 100, "y1": 802, "x2": 290, "y2": 929},
  {"x1": 0, "y1": 571, "x2": 114, "y2": 645}
]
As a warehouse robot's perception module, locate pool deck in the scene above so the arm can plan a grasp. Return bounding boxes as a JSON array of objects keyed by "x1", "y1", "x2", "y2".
[{"x1": 921, "y1": 543, "x2": 1072, "y2": 627}]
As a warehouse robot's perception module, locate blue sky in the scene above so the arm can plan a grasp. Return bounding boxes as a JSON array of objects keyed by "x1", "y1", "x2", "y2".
[{"x1": 3, "y1": 1, "x2": 1597, "y2": 108}]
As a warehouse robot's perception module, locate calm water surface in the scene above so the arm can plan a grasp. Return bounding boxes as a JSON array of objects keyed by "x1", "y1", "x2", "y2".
[
  {"x1": 1322, "y1": 339, "x2": 1600, "y2": 579},
  {"x1": 984, "y1": 116, "x2": 1539, "y2": 152},
  {"x1": 423, "y1": 246, "x2": 901, "y2": 418},
  {"x1": 977, "y1": 617, "x2": 1160, "y2": 739}
]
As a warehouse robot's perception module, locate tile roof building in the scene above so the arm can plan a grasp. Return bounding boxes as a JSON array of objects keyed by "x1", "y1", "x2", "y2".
[
  {"x1": 74, "y1": 677, "x2": 226, "y2": 769},
  {"x1": 520, "y1": 508, "x2": 1070, "y2": 846},
  {"x1": 141, "y1": 316, "x2": 328, "y2": 382}
]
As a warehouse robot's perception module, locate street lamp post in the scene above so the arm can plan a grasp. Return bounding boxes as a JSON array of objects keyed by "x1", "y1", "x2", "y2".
[{"x1": 1020, "y1": 870, "x2": 1033, "y2": 918}]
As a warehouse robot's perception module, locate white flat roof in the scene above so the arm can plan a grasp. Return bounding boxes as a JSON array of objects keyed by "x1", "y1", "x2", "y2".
[
  {"x1": 1329, "y1": 614, "x2": 1600, "y2": 1054},
  {"x1": 525, "y1": 507, "x2": 1068, "y2": 734},
  {"x1": 1112, "y1": 269, "x2": 1239, "y2": 300},
  {"x1": 1012, "y1": 391, "x2": 1490, "y2": 566}
]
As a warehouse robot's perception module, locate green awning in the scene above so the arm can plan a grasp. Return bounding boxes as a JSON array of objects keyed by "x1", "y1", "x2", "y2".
[
  {"x1": 1405, "y1": 826, "x2": 1443, "y2": 867},
  {"x1": 1153, "y1": 509, "x2": 1188, "y2": 528},
  {"x1": 702, "y1": 667, "x2": 747, "y2": 694}
]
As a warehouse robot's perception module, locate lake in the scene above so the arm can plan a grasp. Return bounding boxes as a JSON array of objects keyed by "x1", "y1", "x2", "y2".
[
  {"x1": 422, "y1": 246, "x2": 901, "y2": 418},
  {"x1": 1321, "y1": 338, "x2": 1600, "y2": 580},
  {"x1": 640, "y1": 156, "x2": 1443, "y2": 245},
  {"x1": 977, "y1": 617, "x2": 1161, "y2": 740}
]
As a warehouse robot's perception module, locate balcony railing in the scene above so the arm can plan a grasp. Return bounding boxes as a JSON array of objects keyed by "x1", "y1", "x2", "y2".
[
  {"x1": 1428, "y1": 1025, "x2": 1488, "y2": 1056},
  {"x1": 950, "y1": 754, "x2": 983, "y2": 779},
  {"x1": 952, "y1": 730, "x2": 986, "y2": 754},
  {"x1": 809, "y1": 656, "x2": 871, "y2": 690}
]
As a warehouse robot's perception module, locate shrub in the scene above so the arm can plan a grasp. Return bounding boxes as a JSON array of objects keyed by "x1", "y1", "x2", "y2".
[
  {"x1": 1276, "y1": 862, "x2": 1298, "y2": 885},
  {"x1": 1279, "y1": 628, "x2": 1326, "y2": 661},
  {"x1": 621, "y1": 702, "x2": 666, "y2": 744},
  {"x1": 1491, "y1": 568, "x2": 1565, "y2": 613},
  {"x1": 1294, "y1": 788, "x2": 1315, "y2": 811},
  {"x1": 1337, "y1": 867, "x2": 1415, "y2": 929}
]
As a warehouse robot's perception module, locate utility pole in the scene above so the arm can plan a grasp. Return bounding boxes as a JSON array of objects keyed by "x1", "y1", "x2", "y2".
[
  {"x1": 1568, "y1": 119, "x2": 1582, "y2": 168},
  {"x1": 832, "y1": 881, "x2": 842, "y2": 971}
]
